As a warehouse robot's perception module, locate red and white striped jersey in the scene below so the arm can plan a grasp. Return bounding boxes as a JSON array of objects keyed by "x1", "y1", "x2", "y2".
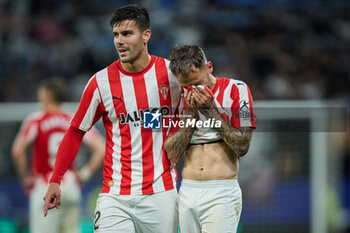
[
  {"x1": 19, "y1": 111, "x2": 73, "y2": 179},
  {"x1": 18, "y1": 110, "x2": 100, "y2": 182},
  {"x1": 178, "y1": 77, "x2": 256, "y2": 144},
  {"x1": 70, "y1": 55, "x2": 182, "y2": 195}
]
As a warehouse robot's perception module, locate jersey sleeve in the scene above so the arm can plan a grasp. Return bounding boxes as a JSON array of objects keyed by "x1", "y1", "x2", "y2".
[
  {"x1": 70, "y1": 75, "x2": 104, "y2": 132},
  {"x1": 228, "y1": 81, "x2": 256, "y2": 128},
  {"x1": 18, "y1": 113, "x2": 39, "y2": 143}
]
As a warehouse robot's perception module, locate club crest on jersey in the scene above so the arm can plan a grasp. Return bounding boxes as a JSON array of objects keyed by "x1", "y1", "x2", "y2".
[{"x1": 159, "y1": 84, "x2": 169, "y2": 100}]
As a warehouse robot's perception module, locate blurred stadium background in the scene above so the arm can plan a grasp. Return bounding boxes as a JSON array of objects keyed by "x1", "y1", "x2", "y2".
[{"x1": 0, "y1": 0, "x2": 349, "y2": 232}]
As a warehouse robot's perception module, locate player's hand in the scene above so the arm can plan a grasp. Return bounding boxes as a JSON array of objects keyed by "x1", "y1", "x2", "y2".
[
  {"x1": 184, "y1": 89, "x2": 199, "y2": 119},
  {"x1": 43, "y1": 183, "x2": 61, "y2": 217},
  {"x1": 192, "y1": 87, "x2": 217, "y2": 117},
  {"x1": 21, "y1": 176, "x2": 36, "y2": 196},
  {"x1": 76, "y1": 166, "x2": 92, "y2": 185}
]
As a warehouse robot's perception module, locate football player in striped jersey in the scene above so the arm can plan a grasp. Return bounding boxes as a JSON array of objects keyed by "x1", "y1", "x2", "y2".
[
  {"x1": 165, "y1": 45, "x2": 256, "y2": 233},
  {"x1": 12, "y1": 78, "x2": 105, "y2": 233}
]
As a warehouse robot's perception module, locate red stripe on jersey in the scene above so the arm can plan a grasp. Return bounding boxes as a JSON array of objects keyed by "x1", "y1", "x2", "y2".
[
  {"x1": 247, "y1": 85, "x2": 256, "y2": 128},
  {"x1": 214, "y1": 78, "x2": 228, "y2": 107},
  {"x1": 155, "y1": 58, "x2": 174, "y2": 191},
  {"x1": 132, "y1": 75, "x2": 154, "y2": 194},
  {"x1": 71, "y1": 75, "x2": 98, "y2": 128},
  {"x1": 100, "y1": 100, "x2": 114, "y2": 193},
  {"x1": 108, "y1": 67, "x2": 132, "y2": 195},
  {"x1": 230, "y1": 84, "x2": 241, "y2": 128},
  {"x1": 21, "y1": 112, "x2": 74, "y2": 178},
  {"x1": 214, "y1": 78, "x2": 230, "y2": 122}
]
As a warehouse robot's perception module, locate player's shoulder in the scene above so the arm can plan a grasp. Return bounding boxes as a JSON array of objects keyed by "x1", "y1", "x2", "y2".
[
  {"x1": 215, "y1": 77, "x2": 250, "y2": 97},
  {"x1": 231, "y1": 78, "x2": 248, "y2": 87},
  {"x1": 88, "y1": 59, "x2": 120, "y2": 83},
  {"x1": 20, "y1": 111, "x2": 45, "y2": 129},
  {"x1": 56, "y1": 110, "x2": 73, "y2": 119},
  {"x1": 218, "y1": 77, "x2": 249, "y2": 88},
  {"x1": 93, "y1": 64, "x2": 111, "y2": 81},
  {"x1": 151, "y1": 55, "x2": 169, "y2": 65},
  {"x1": 39, "y1": 110, "x2": 72, "y2": 121},
  {"x1": 82, "y1": 65, "x2": 110, "y2": 91},
  {"x1": 150, "y1": 54, "x2": 166, "y2": 60},
  {"x1": 24, "y1": 111, "x2": 45, "y2": 122}
]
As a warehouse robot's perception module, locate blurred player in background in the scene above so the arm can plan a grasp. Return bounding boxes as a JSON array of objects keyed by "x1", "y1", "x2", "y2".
[
  {"x1": 43, "y1": 5, "x2": 181, "y2": 233},
  {"x1": 165, "y1": 45, "x2": 256, "y2": 233},
  {"x1": 12, "y1": 78, "x2": 105, "y2": 233}
]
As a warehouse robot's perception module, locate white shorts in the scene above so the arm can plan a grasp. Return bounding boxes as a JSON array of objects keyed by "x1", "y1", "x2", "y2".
[
  {"x1": 179, "y1": 179, "x2": 242, "y2": 233},
  {"x1": 30, "y1": 171, "x2": 81, "y2": 233},
  {"x1": 93, "y1": 189, "x2": 178, "y2": 233}
]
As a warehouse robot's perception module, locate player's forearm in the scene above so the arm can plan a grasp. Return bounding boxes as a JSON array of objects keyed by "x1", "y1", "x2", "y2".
[
  {"x1": 78, "y1": 151, "x2": 102, "y2": 183},
  {"x1": 165, "y1": 127, "x2": 195, "y2": 163},
  {"x1": 204, "y1": 108, "x2": 253, "y2": 157},
  {"x1": 79, "y1": 149, "x2": 104, "y2": 182},
  {"x1": 165, "y1": 106, "x2": 198, "y2": 163},
  {"x1": 11, "y1": 140, "x2": 28, "y2": 180},
  {"x1": 12, "y1": 153, "x2": 27, "y2": 180},
  {"x1": 87, "y1": 152, "x2": 104, "y2": 174},
  {"x1": 220, "y1": 124, "x2": 253, "y2": 157}
]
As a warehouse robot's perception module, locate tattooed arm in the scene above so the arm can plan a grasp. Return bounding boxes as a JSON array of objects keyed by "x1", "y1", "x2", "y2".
[
  {"x1": 192, "y1": 87, "x2": 254, "y2": 157},
  {"x1": 220, "y1": 126, "x2": 253, "y2": 157},
  {"x1": 164, "y1": 90, "x2": 198, "y2": 163},
  {"x1": 205, "y1": 108, "x2": 253, "y2": 157},
  {"x1": 164, "y1": 124, "x2": 195, "y2": 163}
]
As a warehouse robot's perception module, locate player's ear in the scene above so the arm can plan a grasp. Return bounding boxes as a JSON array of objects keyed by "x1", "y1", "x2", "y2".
[
  {"x1": 143, "y1": 29, "x2": 151, "y2": 45},
  {"x1": 207, "y1": 61, "x2": 213, "y2": 74}
]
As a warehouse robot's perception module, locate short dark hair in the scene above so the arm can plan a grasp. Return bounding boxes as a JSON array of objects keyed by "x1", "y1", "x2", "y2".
[
  {"x1": 39, "y1": 78, "x2": 66, "y2": 103},
  {"x1": 109, "y1": 5, "x2": 150, "y2": 32},
  {"x1": 169, "y1": 45, "x2": 207, "y2": 77}
]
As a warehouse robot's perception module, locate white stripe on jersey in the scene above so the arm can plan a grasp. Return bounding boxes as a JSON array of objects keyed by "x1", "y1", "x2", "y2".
[
  {"x1": 144, "y1": 65, "x2": 164, "y2": 192},
  {"x1": 213, "y1": 86, "x2": 220, "y2": 99},
  {"x1": 232, "y1": 80, "x2": 252, "y2": 127},
  {"x1": 222, "y1": 81, "x2": 234, "y2": 120},
  {"x1": 213, "y1": 85, "x2": 226, "y2": 115},
  {"x1": 166, "y1": 59, "x2": 181, "y2": 113},
  {"x1": 80, "y1": 88, "x2": 101, "y2": 131},
  {"x1": 96, "y1": 68, "x2": 122, "y2": 194},
  {"x1": 27, "y1": 122, "x2": 38, "y2": 143},
  {"x1": 119, "y1": 72, "x2": 143, "y2": 195},
  {"x1": 21, "y1": 111, "x2": 44, "y2": 143}
]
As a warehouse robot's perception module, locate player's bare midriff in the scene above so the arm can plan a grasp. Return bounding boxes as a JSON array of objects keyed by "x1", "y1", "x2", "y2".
[{"x1": 181, "y1": 141, "x2": 239, "y2": 180}]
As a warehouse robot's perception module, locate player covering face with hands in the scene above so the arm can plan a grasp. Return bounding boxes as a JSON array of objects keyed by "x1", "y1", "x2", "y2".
[{"x1": 165, "y1": 45, "x2": 256, "y2": 233}]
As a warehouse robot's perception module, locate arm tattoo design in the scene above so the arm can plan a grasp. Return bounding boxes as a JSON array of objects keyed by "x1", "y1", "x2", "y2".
[
  {"x1": 165, "y1": 127, "x2": 195, "y2": 163},
  {"x1": 164, "y1": 109, "x2": 197, "y2": 163},
  {"x1": 204, "y1": 107, "x2": 253, "y2": 157}
]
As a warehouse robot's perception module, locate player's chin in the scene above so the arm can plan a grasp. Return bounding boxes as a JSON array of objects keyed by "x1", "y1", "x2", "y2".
[{"x1": 119, "y1": 55, "x2": 131, "y2": 63}]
